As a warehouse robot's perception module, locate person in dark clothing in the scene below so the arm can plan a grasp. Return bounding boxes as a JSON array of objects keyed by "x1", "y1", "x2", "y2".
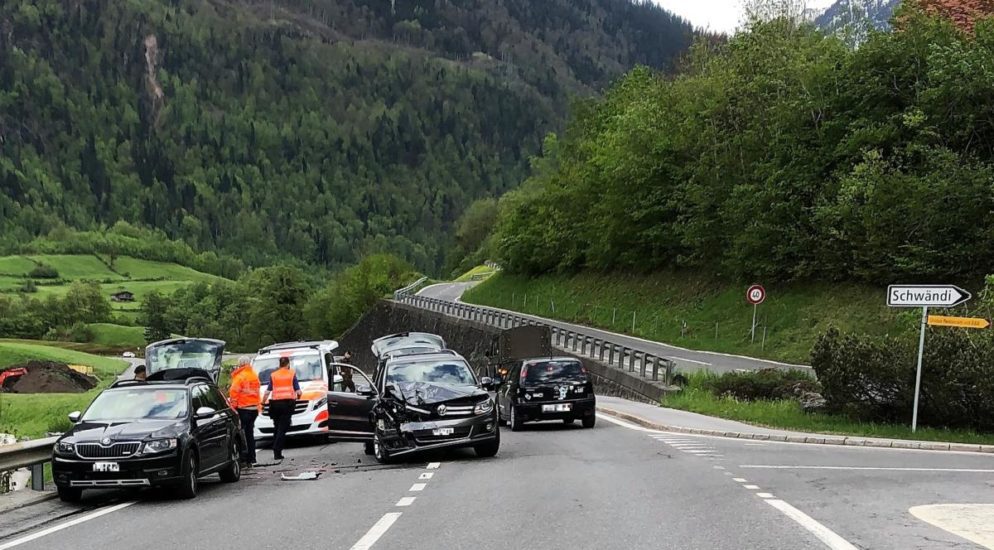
[
  {"x1": 340, "y1": 351, "x2": 356, "y2": 392},
  {"x1": 261, "y1": 357, "x2": 300, "y2": 461},
  {"x1": 133, "y1": 365, "x2": 147, "y2": 381}
]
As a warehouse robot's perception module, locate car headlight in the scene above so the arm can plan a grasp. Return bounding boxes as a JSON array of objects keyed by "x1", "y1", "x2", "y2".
[
  {"x1": 474, "y1": 399, "x2": 494, "y2": 415},
  {"x1": 143, "y1": 438, "x2": 178, "y2": 453},
  {"x1": 313, "y1": 396, "x2": 328, "y2": 410},
  {"x1": 54, "y1": 441, "x2": 75, "y2": 455}
]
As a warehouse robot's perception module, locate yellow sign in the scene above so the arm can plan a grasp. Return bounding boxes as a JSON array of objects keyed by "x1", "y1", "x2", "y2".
[{"x1": 927, "y1": 315, "x2": 990, "y2": 329}]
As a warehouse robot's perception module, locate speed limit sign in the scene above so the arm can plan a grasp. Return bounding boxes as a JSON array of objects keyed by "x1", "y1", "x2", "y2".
[{"x1": 746, "y1": 284, "x2": 766, "y2": 305}]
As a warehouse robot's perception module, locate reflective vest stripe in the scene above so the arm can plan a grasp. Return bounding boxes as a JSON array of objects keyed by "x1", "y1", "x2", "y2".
[{"x1": 270, "y1": 369, "x2": 296, "y2": 400}]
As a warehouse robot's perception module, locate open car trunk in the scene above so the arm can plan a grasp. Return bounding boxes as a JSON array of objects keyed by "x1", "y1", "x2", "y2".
[{"x1": 145, "y1": 338, "x2": 225, "y2": 382}]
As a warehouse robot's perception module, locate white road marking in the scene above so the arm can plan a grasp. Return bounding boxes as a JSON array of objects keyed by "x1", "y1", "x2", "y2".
[
  {"x1": 765, "y1": 499, "x2": 858, "y2": 550},
  {"x1": 351, "y1": 513, "x2": 403, "y2": 550},
  {"x1": 396, "y1": 497, "x2": 416, "y2": 507},
  {"x1": 410, "y1": 483, "x2": 427, "y2": 492},
  {"x1": 757, "y1": 493, "x2": 775, "y2": 499},
  {"x1": 741, "y1": 465, "x2": 994, "y2": 473},
  {"x1": 910, "y1": 504, "x2": 994, "y2": 549},
  {"x1": 733, "y1": 478, "x2": 748, "y2": 483},
  {"x1": 744, "y1": 485, "x2": 760, "y2": 490},
  {"x1": 745, "y1": 443, "x2": 767, "y2": 446},
  {"x1": 597, "y1": 413, "x2": 664, "y2": 433},
  {"x1": 724, "y1": 472, "x2": 733, "y2": 476},
  {"x1": 426, "y1": 462, "x2": 441, "y2": 469},
  {"x1": 0, "y1": 501, "x2": 137, "y2": 550},
  {"x1": 713, "y1": 466, "x2": 726, "y2": 470},
  {"x1": 418, "y1": 472, "x2": 434, "y2": 480}
]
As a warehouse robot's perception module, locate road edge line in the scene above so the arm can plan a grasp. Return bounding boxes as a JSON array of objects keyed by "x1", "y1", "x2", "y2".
[
  {"x1": 596, "y1": 405, "x2": 994, "y2": 454},
  {"x1": 765, "y1": 499, "x2": 858, "y2": 550},
  {"x1": 350, "y1": 512, "x2": 403, "y2": 550},
  {"x1": 0, "y1": 501, "x2": 136, "y2": 550}
]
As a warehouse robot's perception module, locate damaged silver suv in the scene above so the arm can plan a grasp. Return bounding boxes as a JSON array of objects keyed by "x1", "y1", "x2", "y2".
[{"x1": 326, "y1": 350, "x2": 500, "y2": 463}]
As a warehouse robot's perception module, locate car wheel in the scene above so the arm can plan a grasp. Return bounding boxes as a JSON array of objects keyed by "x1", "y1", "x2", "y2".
[
  {"x1": 582, "y1": 415, "x2": 595, "y2": 429},
  {"x1": 57, "y1": 486, "x2": 82, "y2": 503},
  {"x1": 563, "y1": 418, "x2": 575, "y2": 425},
  {"x1": 474, "y1": 428, "x2": 500, "y2": 458},
  {"x1": 373, "y1": 429, "x2": 392, "y2": 464},
  {"x1": 174, "y1": 452, "x2": 199, "y2": 499},
  {"x1": 219, "y1": 442, "x2": 241, "y2": 483},
  {"x1": 509, "y1": 404, "x2": 522, "y2": 432},
  {"x1": 364, "y1": 441, "x2": 375, "y2": 456}
]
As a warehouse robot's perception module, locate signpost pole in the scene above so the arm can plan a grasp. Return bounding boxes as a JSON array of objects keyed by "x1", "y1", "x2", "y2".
[
  {"x1": 751, "y1": 303, "x2": 757, "y2": 343},
  {"x1": 911, "y1": 306, "x2": 928, "y2": 432}
]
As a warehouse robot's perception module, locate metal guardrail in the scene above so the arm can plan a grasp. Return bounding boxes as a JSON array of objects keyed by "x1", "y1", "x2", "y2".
[
  {"x1": 393, "y1": 276, "x2": 429, "y2": 300},
  {"x1": 0, "y1": 437, "x2": 57, "y2": 491},
  {"x1": 396, "y1": 294, "x2": 675, "y2": 384}
]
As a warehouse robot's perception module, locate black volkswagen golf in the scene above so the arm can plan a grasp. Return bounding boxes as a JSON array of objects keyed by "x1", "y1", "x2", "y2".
[
  {"x1": 52, "y1": 340, "x2": 242, "y2": 502},
  {"x1": 496, "y1": 357, "x2": 596, "y2": 430}
]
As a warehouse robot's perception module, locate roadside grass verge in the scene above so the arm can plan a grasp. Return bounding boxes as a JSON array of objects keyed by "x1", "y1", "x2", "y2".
[
  {"x1": 463, "y1": 272, "x2": 914, "y2": 364},
  {"x1": 455, "y1": 265, "x2": 497, "y2": 282},
  {"x1": 0, "y1": 342, "x2": 128, "y2": 438},
  {"x1": 664, "y1": 372, "x2": 994, "y2": 445}
]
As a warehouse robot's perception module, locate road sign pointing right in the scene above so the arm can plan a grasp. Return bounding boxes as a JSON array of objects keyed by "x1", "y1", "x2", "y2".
[
  {"x1": 927, "y1": 315, "x2": 990, "y2": 329},
  {"x1": 887, "y1": 285, "x2": 971, "y2": 308}
]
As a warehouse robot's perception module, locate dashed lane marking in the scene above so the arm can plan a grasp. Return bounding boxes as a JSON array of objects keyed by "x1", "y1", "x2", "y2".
[
  {"x1": 410, "y1": 483, "x2": 427, "y2": 492},
  {"x1": 418, "y1": 472, "x2": 434, "y2": 480},
  {"x1": 427, "y1": 462, "x2": 441, "y2": 469},
  {"x1": 0, "y1": 502, "x2": 138, "y2": 550},
  {"x1": 396, "y1": 497, "x2": 416, "y2": 507},
  {"x1": 757, "y1": 493, "x2": 775, "y2": 499},
  {"x1": 350, "y1": 513, "x2": 403, "y2": 550},
  {"x1": 733, "y1": 478, "x2": 748, "y2": 483},
  {"x1": 744, "y1": 485, "x2": 760, "y2": 490}
]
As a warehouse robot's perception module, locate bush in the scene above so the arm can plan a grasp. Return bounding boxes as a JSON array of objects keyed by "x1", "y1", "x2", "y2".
[
  {"x1": 28, "y1": 264, "x2": 59, "y2": 278},
  {"x1": 704, "y1": 369, "x2": 818, "y2": 401},
  {"x1": 18, "y1": 280, "x2": 37, "y2": 293},
  {"x1": 812, "y1": 327, "x2": 994, "y2": 431},
  {"x1": 42, "y1": 322, "x2": 95, "y2": 343}
]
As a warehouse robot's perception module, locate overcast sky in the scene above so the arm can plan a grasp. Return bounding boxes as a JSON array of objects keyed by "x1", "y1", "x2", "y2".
[{"x1": 652, "y1": 0, "x2": 837, "y2": 34}]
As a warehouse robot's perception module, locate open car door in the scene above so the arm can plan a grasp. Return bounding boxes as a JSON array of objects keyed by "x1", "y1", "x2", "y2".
[
  {"x1": 145, "y1": 338, "x2": 225, "y2": 383},
  {"x1": 326, "y1": 364, "x2": 376, "y2": 441}
]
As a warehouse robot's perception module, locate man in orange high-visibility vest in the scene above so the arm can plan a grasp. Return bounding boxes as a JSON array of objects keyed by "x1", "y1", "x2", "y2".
[
  {"x1": 261, "y1": 356, "x2": 301, "y2": 462},
  {"x1": 228, "y1": 356, "x2": 261, "y2": 465}
]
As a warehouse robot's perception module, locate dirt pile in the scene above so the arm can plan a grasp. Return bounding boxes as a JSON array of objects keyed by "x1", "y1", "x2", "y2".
[{"x1": 1, "y1": 361, "x2": 98, "y2": 393}]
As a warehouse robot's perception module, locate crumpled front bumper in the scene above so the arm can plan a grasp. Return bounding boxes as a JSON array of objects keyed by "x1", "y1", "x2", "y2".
[{"x1": 380, "y1": 411, "x2": 499, "y2": 456}]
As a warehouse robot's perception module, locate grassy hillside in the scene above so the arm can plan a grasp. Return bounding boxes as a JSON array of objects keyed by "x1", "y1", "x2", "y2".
[
  {"x1": 462, "y1": 273, "x2": 917, "y2": 364},
  {"x1": 0, "y1": 341, "x2": 129, "y2": 438}
]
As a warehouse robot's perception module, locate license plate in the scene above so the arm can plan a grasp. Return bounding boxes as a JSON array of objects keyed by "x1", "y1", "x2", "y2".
[
  {"x1": 432, "y1": 428, "x2": 454, "y2": 436},
  {"x1": 92, "y1": 462, "x2": 119, "y2": 472},
  {"x1": 542, "y1": 404, "x2": 572, "y2": 413}
]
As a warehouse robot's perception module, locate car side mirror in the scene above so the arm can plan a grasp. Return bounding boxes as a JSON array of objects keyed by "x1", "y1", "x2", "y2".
[
  {"x1": 68, "y1": 411, "x2": 81, "y2": 423},
  {"x1": 194, "y1": 406, "x2": 216, "y2": 419},
  {"x1": 356, "y1": 383, "x2": 374, "y2": 396},
  {"x1": 480, "y1": 376, "x2": 495, "y2": 390}
]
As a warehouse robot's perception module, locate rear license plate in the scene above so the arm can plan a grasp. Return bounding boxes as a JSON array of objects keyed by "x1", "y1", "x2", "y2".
[
  {"x1": 542, "y1": 404, "x2": 572, "y2": 413},
  {"x1": 432, "y1": 428, "x2": 454, "y2": 436},
  {"x1": 92, "y1": 462, "x2": 120, "y2": 472}
]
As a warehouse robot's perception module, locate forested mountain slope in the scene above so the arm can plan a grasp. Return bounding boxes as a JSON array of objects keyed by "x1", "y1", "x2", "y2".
[{"x1": 0, "y1": 0, "x2": 694, "y2": 272}]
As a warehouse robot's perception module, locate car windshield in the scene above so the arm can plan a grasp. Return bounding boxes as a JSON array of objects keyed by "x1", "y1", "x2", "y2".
[
  {"x1": 523, "y1": 360, "x2": 586, "y2": 384},
  {"x1": 82, "y1": 389, "x2": 189, "y2": 421},
  {"x1": 146, "y1": 341, "x2": 221, "y2": 374},
  {"x1": 386, "y1": 360, "x2": 476, "y2": 386},
  {"x1": 253, "y1": 353, "x2": 324, "y2": 385}
]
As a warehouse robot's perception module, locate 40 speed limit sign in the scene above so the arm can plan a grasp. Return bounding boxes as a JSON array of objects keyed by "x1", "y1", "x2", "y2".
[{"x1": 746, "y1": 284, "x2": 766, "y2": 305}]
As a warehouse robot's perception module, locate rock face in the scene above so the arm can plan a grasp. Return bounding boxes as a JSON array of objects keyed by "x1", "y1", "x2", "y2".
[{"x1": 815, "y1": 0, "x2": 900, "y2": 44}]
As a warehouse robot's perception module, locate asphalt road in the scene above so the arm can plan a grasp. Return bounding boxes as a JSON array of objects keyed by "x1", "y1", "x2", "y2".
[
  {"x1": 2, "y1": 412, "x2": 992, "y2": 549},
  {"x1": 416, "y1": 282, "x2": 810, "y2": 375}
]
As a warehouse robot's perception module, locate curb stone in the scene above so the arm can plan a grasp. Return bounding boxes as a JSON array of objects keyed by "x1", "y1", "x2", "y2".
[{"x1": 596, "y1": 405, "x2": 994, "y2": 454}]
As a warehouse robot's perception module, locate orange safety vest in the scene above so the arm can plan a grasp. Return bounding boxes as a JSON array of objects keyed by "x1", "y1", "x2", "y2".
[
  {"x1": 228, "y1": 365, "x2": 261, "y2": 409},
  {"x1": 270, "y1": 368, "x2": 297, "y2": 401}
]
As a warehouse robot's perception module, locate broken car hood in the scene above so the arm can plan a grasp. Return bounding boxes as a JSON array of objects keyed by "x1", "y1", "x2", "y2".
[{"x1": 393, "y1": 382, "x2": 486, "y2": 405}]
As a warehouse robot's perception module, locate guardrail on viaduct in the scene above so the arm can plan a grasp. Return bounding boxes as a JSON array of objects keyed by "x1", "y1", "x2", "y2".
[
  {"x1": 396, "y1": 293, "x2": 675, "y2": 386},
  {"x1": 0, "y1": 437, "x2": 57, "y2": 491}
]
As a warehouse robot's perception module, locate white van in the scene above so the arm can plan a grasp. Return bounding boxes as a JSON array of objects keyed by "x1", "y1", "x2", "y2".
[{"x1": 252, "y1": 340, "x2": 341, "y2": 441}]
